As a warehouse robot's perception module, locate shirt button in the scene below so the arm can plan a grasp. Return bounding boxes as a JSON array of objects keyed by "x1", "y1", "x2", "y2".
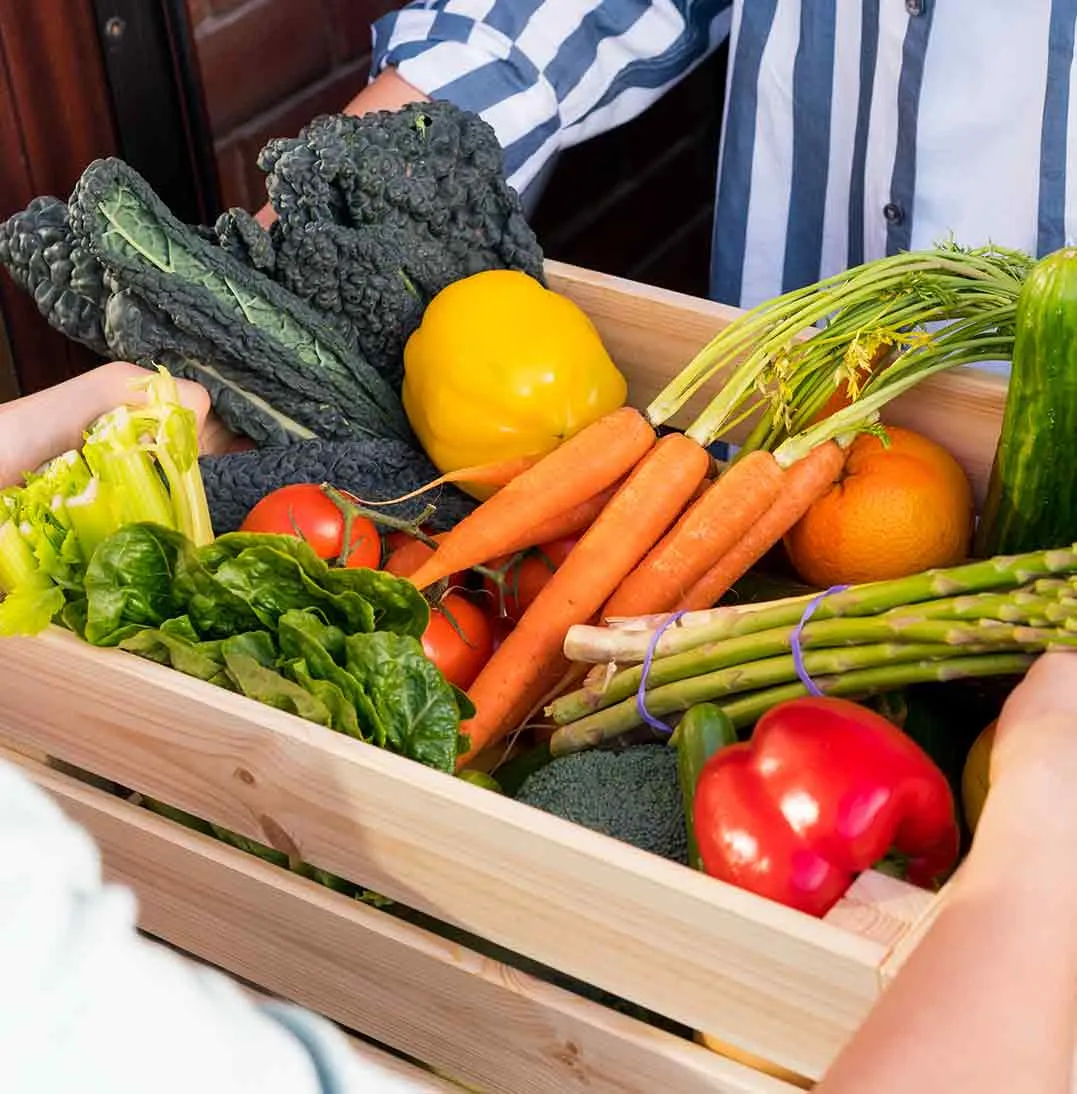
[
  {"x1": 883, "y1": 202, "x2": 905, "y2": 225},
  {"x1": 906, "y1": 0, "x2": 924, "y2": 14}
]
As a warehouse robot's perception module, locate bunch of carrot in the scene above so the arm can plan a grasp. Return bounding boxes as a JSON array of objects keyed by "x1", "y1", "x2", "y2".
[
  {"x1": 404, "y1": 243, "x2": 1031, "y2": 767},
  {"x1": 406, "y1": 407, "x2": 847, "y2": 768}
]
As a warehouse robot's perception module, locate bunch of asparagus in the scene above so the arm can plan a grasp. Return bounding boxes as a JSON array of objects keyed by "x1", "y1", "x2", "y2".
[{"x1": 546, "y1": 545, "x2": 1077, "y2": 756}]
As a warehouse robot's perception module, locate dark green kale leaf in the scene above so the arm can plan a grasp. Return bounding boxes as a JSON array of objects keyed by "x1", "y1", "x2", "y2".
[
  {"x1": 198, "y1": 438, "x2": 476, "y2": 536},
  {"x1": 262, "y1": 103, "x2": 544, "y2": 285},
  {"x1": 213, "y1": 208, "x2": 277, "y2": 274},
  {"x1": 273, "y1": 221, "x2": 427, "y2": 384},
  {"x1": 344, "y1": 630, "x2": 463, "y2": 774},
  {"x1": 0, "y1": 195, "x2": 111, "y2": 354},
  {"x1": 67, "y1": 157, "x2": 410, "y2": 443}
]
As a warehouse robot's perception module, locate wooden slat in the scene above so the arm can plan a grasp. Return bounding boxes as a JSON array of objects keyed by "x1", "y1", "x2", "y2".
[
  {"x1": 16, "y1": 756, "x2": 796, "y2": 1094},
  {"x1": 0, "y1": 627, "x2": 884, "y2": 1080},
  {"x1": 546, "y1": 261, "x2": 1007, "y2": 505}
]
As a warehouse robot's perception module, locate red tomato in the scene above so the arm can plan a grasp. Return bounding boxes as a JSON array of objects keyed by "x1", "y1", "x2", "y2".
[
  {"x1": 239, "y1": 484, "x2": 380, "y2": 569},
  {"x1": 385, "y1": 538, "x2": 436, "y2": 577},
  {"x1": 422, "y1": 594, "x2": 494, "y2": 690},
  {"x1": 383, "y1": 533, "x2": 468, "y2": 588},
  {"x1": 483, "y1": 537, "x2": 578, "y2": 622},
  {"x1": 383, "y1": 525, "x2": 436, "y2": 556}
]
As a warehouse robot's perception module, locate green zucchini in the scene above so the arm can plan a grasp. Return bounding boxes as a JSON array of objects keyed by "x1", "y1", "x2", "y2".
[
  {"x1": 671, "y1": 703, "x2": 737, "y2": 871},
  {"x1": 976, "y1": 246, "x2": 1077, "y2": 556}
]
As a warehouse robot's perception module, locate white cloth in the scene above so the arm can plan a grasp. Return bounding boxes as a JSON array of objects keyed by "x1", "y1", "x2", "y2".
[{"x1": 0, "y1": 760, "x2": 418, "y2": 1093}]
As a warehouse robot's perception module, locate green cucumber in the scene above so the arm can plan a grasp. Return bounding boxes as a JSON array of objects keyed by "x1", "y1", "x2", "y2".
[
  {"x1": 976, "y1": 246, "x2": 1077, "y2": 556},
  {"x1": 671, "y1": 703, "x2": 737, "y2": 871}
]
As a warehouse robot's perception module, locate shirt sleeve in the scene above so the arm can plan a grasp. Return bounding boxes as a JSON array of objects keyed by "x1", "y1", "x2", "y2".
[
  {"x1": 371, "y1": 0, "x2": 734, "y2": 194},
  {"x1": 0, "y1": 760, "x2": 417, "y2": 1094}
]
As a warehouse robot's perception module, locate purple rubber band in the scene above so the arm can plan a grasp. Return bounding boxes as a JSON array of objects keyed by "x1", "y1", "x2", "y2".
[
  {"x1": 790, "y1": 585, "x2": 851, "y2": 696},
  {"x1": 636, "y1": 611, "x2": 687, "y2": 734}
]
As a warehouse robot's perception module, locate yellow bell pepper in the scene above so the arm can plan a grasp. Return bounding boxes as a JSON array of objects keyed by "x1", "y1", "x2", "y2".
[
  {"x1": 961, "y1": 719, "x2": 996, "y2": 834},
  {"x1": 402, "y1": 269, "x2": 628, "y2": 499}
]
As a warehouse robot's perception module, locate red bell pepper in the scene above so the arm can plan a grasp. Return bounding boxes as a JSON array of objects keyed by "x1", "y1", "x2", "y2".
[{"x1": 693, "y1": 696, "x2": 960, "y2": 917}]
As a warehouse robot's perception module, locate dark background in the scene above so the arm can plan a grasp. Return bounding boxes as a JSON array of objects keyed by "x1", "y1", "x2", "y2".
[{"x1": 0, "y1": 0, "x2": 727, "y2": 398}]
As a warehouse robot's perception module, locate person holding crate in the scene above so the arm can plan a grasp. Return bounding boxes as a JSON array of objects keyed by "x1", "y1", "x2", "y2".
[
  {"x1": 337, "y1": 0, "x2": 1073, "y2": 354},
  {"x1": 0, "y1": 364, "x2": 1076, "y2": 1091}
]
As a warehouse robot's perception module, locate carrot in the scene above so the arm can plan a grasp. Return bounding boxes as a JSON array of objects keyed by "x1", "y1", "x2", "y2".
[
  {"x1": 673, "y1": 440, "x2": 848, "y2": 612},
  {"x1": 601, "y1": 450, "x2": 785, "y2": 619},
  {"x1": 407, "y1": 407, "x2": 656, "y2": 590},
  {"x1": 456, "y1": 431, "x2": 710, "y2": 767},
  {"x1": 347, "y1": 454, "x2": 542, "y2": 506},
  {"x1": 496, "y1": 481, "x2": 622, "y2": 556}
]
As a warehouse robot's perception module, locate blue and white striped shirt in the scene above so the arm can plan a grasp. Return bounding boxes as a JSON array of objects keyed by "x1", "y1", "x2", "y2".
[{"x1": 372, "y1": 1, "x2": 1077, "y2": 311}]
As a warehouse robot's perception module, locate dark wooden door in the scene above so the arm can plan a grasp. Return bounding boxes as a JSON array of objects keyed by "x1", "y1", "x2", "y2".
[{"x1": 0, "y1": 0, "x2": 120, "y2": 394}]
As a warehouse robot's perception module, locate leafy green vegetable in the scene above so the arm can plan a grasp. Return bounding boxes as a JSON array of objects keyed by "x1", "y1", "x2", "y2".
[
  {"x1": 83, "y1": 523, "x2": 187, "y2": 645},
  {"x1": 67, "y1": 157, "x2": 410, "y2": 443},
  {"x1": 344, "y1": 631, "x2": 465, "y2": 773},
  {"x1": 119, "y1": 625, "x2": 224, "y2": 681},
  {"x1": 277, "y1": 609, "x2": 382, "y2": 744},
  {"x1": 223, "y1": 648, "x2": 334, "y2": 726}
]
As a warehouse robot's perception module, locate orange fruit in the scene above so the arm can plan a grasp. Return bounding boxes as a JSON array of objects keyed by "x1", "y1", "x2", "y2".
[{"x1": 784, "y1": 426, "x2": 974, "y2": 587}]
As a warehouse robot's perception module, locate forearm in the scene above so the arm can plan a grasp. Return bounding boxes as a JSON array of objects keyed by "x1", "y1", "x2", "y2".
[
  {"x1": 370, "y1": 0, "x2": 732, "y2": 192},
  {"x1": 343, "y1": 66, "x2": 427, "y2": 117},
  {"x1": 819, "y1": 772, "x2": 1077, "y2": 1093}
]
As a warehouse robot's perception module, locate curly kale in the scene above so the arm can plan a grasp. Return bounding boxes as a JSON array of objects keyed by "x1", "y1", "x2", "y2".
[
  {"x1": 213, "y1": 208, "x2": 277, "y2": 274},
  {"x1": 261, "y1": 103, "x2": 544, "y2": 279},
  {"x1": 514, "y1": 745, "x2": 689, "y2": 865},
  {"x1": 273, "y1": 222, "x2": 448, "y2": 387},
  {"x1": 199, "y1": 437, "x2": 476, "y2": 535},
  {"x1": 68, "y1": 158, "x2": 410, "y2": 443},
  {"x1": 0, "y1": 195, "x2": 111, "y2": 354},
  {"x1": 260, "y1": 103, "x2": 546, "y2": 375}
]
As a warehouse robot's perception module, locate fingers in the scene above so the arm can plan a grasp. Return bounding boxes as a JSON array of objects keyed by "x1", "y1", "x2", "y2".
[{"x1": 0, "y1": 363, "x2": 218, "y2": 488}]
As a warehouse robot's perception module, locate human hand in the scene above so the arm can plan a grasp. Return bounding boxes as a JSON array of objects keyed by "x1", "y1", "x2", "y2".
[
  {"x1": 0, "y1": 362, "x2": 243, "y2": 488},
  {"x1": 986, "y1": 652, "x2": 1077, "y2": 833}
]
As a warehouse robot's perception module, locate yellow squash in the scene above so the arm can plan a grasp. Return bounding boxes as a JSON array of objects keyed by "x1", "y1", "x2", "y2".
[
  {"x1": 402, "y1": 269, "x2": 628, "y2": 499},
  {"x1": 961, "y1": 719, "x2": 996, "y2": 834}
]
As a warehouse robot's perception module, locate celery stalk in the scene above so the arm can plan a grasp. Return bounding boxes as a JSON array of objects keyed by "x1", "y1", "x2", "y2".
[
  {"x1": 82, "y1": 407, "x2": 176, "y2": 529},
  {"x1": 0, "y1": 520, "x2": 41, "y2": 594},
  {"x1": 63, "y1": 478, "x2": 123, "y2": 561}
]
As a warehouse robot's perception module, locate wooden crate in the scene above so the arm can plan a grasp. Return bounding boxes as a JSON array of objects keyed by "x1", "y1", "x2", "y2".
[{"x1": 0, "y1": 262, "x2": 1006, "y2": 1092}]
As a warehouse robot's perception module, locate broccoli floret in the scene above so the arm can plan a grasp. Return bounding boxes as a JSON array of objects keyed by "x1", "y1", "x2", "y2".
[
  {"x1": 198, "y1": 437, "x2": 477, "y2": 535},
  {"x1": 514, "y1": 745, "x2": 688, "y2": 865},
  {"x1": 0, "y1": 195, "x2": 111, "y2": 354}
]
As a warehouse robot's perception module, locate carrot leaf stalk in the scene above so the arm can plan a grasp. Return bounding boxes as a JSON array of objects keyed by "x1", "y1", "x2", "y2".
[{"x1": 645, "y1": 244, "x2": 1032, "y2": 451}]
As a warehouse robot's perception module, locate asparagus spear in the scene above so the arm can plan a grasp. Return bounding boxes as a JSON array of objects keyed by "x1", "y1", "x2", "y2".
[
  {"x1": 716, "y1": 653, "x2": 1036, "y2": 731},
  {"x1": 549, "y1": 613, "x2": 1077, "y2": 725},
  {"x1": 562, "y1": 545, "x2": 1077, "y2": 664},
  {"x1": 549, "y1": 650, "x2": 1038, "y2": 755}
]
